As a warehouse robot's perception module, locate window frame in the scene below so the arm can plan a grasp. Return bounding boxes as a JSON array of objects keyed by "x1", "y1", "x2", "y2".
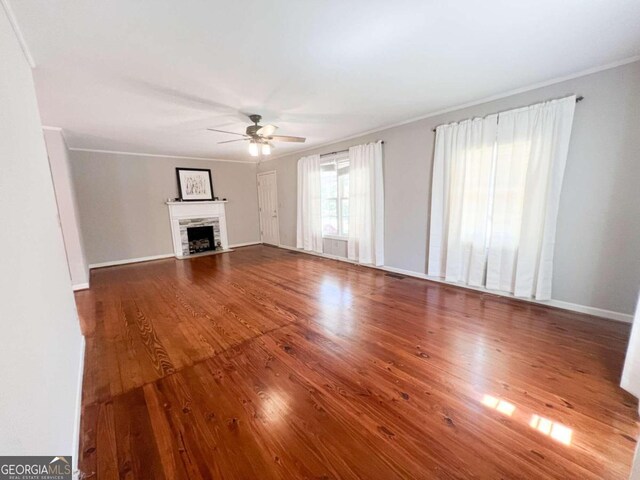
[{"x1": 320, "y1": 152, "x2": 349, "y2": 240}]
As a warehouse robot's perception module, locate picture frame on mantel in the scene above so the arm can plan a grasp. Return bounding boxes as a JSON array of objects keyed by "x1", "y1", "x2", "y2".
[{"x1": 176, "y1": 168, "x2": 214, "y2": 201}]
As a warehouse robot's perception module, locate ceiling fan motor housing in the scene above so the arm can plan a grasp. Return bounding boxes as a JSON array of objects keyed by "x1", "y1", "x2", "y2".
[{"x1": 246, "y1": 125, "x2": 261, "y2": 136}]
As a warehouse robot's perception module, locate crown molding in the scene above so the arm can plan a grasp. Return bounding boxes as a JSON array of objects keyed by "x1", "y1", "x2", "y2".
[
  {"x1": 1, "y1": 0, "x2": 35, "y2": 68},
  {"x1": 68, "y1": 147, "x2": 256, "y2": 164},
  {"x1": 265, "y1": 54, "x2": 640, "y2": 162},
  {"x1": 41, "y1": 125, "x2": 71, "y2": 150},
  {"x1": 43, "y1": 128, "x2": 252, "y2": 164}
]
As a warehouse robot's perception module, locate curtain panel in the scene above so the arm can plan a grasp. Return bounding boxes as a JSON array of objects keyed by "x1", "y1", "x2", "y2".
[
  {"x1": 296, "y1": 154, "x2": 323, "y2": 253},
  {"x1": 428, "y1": 95, "x2": 576, "y2": 300},
  {"x1": 348, "y1": 141, "x2": 384, "y2": 266},
  {"x1": 621, "y1": 293, "x2": 640, "y2": 405},
  {"x1": 427, "y1": 115, "x2": 498, "y2": 284}
]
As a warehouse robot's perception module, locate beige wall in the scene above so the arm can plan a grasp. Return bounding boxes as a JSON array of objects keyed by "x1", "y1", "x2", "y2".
[
  {"x1": 0, "y1": 5, "x2": 84, "y2": 459},
  {"x1": 70, "y1": 151, "x2": 260, "y2": 265},
  {"x1": 259, "y1": 61, "x2": 640, "y2": 315}
]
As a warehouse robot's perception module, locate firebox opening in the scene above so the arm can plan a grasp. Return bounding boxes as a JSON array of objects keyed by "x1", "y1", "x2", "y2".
[{"x1": 187, "y1": 226, "x2": 216, "y2": 254}]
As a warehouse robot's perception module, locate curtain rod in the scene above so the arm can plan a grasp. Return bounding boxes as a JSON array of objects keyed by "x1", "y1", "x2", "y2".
[
  {"x1": 430, "y1": 95, "x2": 584, "y2": 133},
  {"x1": 320, "y1": 141, "x2": 385, "y2": 157}
]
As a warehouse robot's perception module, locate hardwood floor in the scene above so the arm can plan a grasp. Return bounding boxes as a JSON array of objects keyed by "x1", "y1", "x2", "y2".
[{"x1": 75, "y1": 245, "x2": 638, "y2": 479}]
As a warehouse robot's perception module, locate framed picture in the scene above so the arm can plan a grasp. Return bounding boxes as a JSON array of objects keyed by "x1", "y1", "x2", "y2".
[{"x1": 176, "y1": 168, "x2": 214, "y2": 201}]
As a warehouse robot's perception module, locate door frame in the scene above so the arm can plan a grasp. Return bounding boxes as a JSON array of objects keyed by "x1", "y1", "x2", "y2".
[{"x1": 257, "y1": 170, "x2": 280, "y2": 246}]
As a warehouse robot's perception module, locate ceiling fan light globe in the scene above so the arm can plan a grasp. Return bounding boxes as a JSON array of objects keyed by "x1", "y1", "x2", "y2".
[
  {"x1": 248, "y1": 142, "x2": 259, "y2": 157},
  {"x1": 261, "y1": 143, "x2": 271, "y2": 155}
]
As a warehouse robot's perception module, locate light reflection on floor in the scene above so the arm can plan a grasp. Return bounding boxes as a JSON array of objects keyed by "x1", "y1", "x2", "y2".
[
  {"x1": 530, "y1": 414, "x2": 573, "y2": 446},
  {"x1": 318, "y1": 277, "x2": 355, "y2": 335},
  {"x1": 319, "y1": 277, "x2": 353, "y2": 306},
  {"x1": 481, "y1": 394, "x2": 573, "y2": 446},
  {"x1": 481, "y1": 394, "x2": 516, "y2": 416},
  {"x1": 260, "y1": 390, "x2": 290, "y2": 426}
]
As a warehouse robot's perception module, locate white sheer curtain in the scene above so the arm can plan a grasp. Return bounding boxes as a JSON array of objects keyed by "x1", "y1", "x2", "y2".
[
  {"x1": 296, "y1": 154, "x2": 323, "y2": 253},
  {"x1": 348, "y1": 141, "x2": 384, "y2": 266},
  {"x1": 428, "y1": 115, "x2": 498, "y2": 285},
  {"x1": 428, "y1": 95, "x2": 576, "y2": 299},
  {"x1": 486, "y1": 96, "x2": 575, "y2": 298}
]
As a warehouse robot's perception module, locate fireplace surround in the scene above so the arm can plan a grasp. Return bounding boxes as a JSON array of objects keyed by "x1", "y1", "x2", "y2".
[{"x1": 166, "y1": 201, "x2": 229, "y2": 258}]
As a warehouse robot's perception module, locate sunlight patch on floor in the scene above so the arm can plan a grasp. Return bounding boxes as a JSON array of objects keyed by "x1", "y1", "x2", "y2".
[{"x1": 481, "y1": 394, "x2": 573, "y2": 446}]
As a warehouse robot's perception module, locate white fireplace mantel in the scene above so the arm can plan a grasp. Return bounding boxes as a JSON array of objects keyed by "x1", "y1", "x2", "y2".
[
  {"x1": 166, "y1": 201, "x2": 228, "y2": 206},
  {"x1": 166, "y1": 201, "x2": 230, "y2": 258}
]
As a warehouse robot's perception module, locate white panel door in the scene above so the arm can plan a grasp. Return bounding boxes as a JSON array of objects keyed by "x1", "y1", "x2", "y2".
[{"x1": 257, "y1": 171, "x2": 280, "y2": 245}]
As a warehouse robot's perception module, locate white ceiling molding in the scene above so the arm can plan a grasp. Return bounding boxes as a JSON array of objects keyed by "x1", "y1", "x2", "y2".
[
  {"x1": 265, "y1": 54, "x2": 640, "y2": 161},
  {"x1": 68, "y1": 148, "x2": 256, "y2": 164},
  {"x1": 1, "y1": 0, "x2": 35, "y2": 67},
  {"x1": 42, "y1": 125, "x2": 72, "y2": 150}
]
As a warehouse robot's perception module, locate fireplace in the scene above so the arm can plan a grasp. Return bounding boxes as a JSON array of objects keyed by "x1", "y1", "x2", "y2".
[
  {"x1": 166, "y1": 201, "x2": 229, "y2": 259},
  {"x1": 187, "y1": 226, "x2": 216, "y2": 254},
  {"x1": 177, "y1": 216, "x2": 221, "y2": 256}
]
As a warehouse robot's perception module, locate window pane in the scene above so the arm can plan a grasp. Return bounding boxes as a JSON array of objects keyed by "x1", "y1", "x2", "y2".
[
  {"x1": 321, "y1": 165, "x2": 337, "y2": 198},
  {"x1": 322, "y1": 196, "x2": 338, "y2": 235},
  {"x1": 339, "y1": 171, "x2": 349, "y2": 198},
  {"x1": 341, "y1": 198, "x2": 349, "y2": 235},
  {"x1": 322, "y1": 198, "x2": 337, "y2": 217},
  {"x1": 322, "y1": 216, "x2": 338, "y2": 235},
  {"x1": 321, "y1": 159, "x2": 349, "y2": 237}
]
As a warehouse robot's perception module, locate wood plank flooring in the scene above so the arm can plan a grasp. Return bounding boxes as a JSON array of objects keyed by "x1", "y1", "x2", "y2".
[{"x1": 75, "y1": 245, "x2": 639, "y2": 479}]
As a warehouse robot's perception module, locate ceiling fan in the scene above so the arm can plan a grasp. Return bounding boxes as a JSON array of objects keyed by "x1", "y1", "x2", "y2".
[{"x1": 207, "y1": 114, "x2": 306, "y2": 157}]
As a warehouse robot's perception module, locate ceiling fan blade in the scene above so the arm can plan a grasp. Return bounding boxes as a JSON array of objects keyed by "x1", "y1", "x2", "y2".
[
  {"x1": 207, "y1": 128, "x2": 248, "y2": 137},
  {"x1": 257, "y1": 124, "x2": 278, "y2": 137},
  {"x1": 269, "y1": 135, "x2": 306, "y2": 143},
  {"x1": 217, "y1": 138, "x2": 249, "y2": 144}
]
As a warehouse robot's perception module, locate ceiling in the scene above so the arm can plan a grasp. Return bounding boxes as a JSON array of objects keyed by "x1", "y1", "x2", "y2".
[{"x1": 10, "y1": 0, "x2": 640, "y2": 162}]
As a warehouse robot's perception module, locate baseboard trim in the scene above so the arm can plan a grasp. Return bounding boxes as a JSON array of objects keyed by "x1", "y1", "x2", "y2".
[
  {"x1": 89, "y1": 253, "x2": 175, "y2": 269},
  {"x1": 88, "y1": 244, "x2": 262, "y2": 270},
  {"x1": 541, "y1": 299, "x2": 633, "y2": 324},
  {"x1": 278, "y1": 244, "x2": 357, "y2": 263},
  {"x1": 277, "y1": 244, "x2": 633, "y2": 324},
  {"x1": 72, "y1": 336, "x2": 85, "y2": 478},
  {"x1": 380, "y1": 265, "x2": 633, "y2": 323},
  {"x1": 229, "y1": 241, "x2": 262, "y2": 248},
  {"x1": 72, "y1": 282, "x2": 90, "y2": 291}
]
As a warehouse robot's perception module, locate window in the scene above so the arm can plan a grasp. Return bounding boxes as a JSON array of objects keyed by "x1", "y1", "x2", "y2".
[{"x1": 321, "y1": 155, "x2": 349, "y2": 238}]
